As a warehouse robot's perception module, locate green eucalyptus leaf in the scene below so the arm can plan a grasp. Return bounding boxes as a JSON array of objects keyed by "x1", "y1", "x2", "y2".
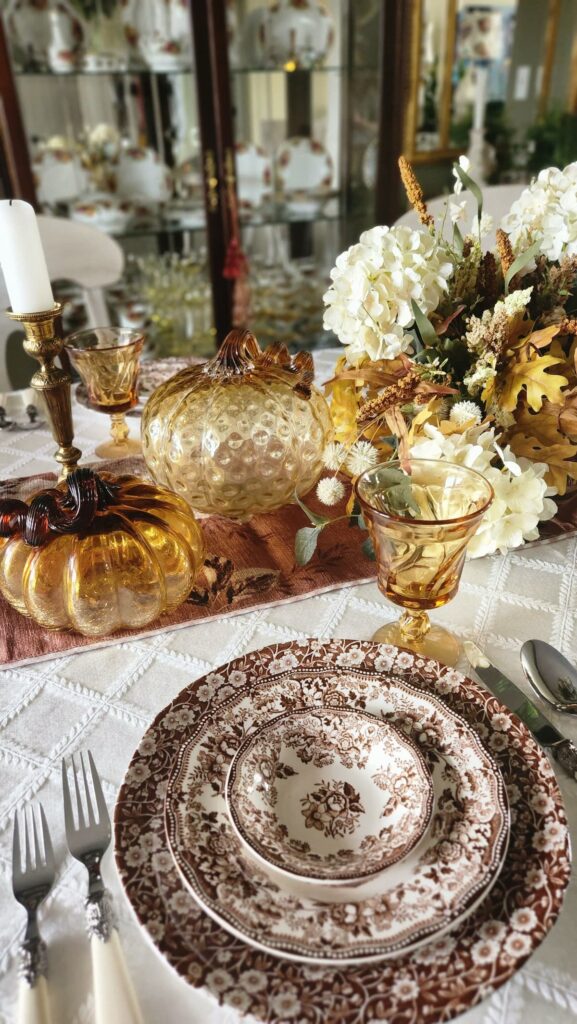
[
  {"x1": 504, "y1": 239, "x2": 542, "y2": 293},
  {"x1": 453, "y1": 222, "x2": 464, "y2": 254},
  {"x1": 411, "y1": 300, "x2": 439, "y2": 347},
  {"x1": 454, "y1": 164, "x2": 484, "y2": 221},
  {"x1": 294, "y1": 493, "x2": 331, "y2": 528},
  {"x1": 373, "y1": 467, "x2": 408, "y2": 489},
  {"x1": 385, "y1": 481, "x2": 420, "y2": 516},
  {"x1": 295, "y1": 526, "x2": 322, "y2": 566},
  {"x1": 361, "y1": 536, "x2": 375, "y2": 560}
]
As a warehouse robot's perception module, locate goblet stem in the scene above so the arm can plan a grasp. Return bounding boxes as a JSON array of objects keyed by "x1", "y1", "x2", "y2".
[
  {"x1": 94, "y1": 411, "x2": 141, "y2": 459},
  {"x1": 110, "y1": 412, "x2": 129, "y2": 447},
  {"x1": 398, "y1": 610, "x2": 431, "y2": 644},
  {"x1": 371, "y1": 611, "x2": 461, "y2": 667}
]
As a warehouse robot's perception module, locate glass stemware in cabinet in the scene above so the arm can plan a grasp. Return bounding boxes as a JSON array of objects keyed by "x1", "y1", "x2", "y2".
[
  {"x1": 355, "y1": 459, "x2": 494, "y2": 667},
  {"x1": 66, "y1": 327, "x2": 143, "y2": 459}
]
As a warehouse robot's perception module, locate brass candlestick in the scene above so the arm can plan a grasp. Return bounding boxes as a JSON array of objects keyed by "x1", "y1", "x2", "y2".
[{"x1": 5, "y1": 302, "x2": 82, "y2": 478}]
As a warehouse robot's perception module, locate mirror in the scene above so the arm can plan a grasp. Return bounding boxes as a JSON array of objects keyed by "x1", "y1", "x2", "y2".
[{"x1": 404, "y1": 0, "x2": 577, "y2": 180}]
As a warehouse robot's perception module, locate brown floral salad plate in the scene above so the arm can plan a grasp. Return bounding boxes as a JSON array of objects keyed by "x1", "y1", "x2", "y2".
[
  {"x1": 164, "y1": 661, "x2": 509, "y2": 963},
  {"x1": 225, "y1": 705, "x2": 434, "y2": 885},
  {"x1": 115, "y1": 641, "x2": 570, "y2": 1023}
]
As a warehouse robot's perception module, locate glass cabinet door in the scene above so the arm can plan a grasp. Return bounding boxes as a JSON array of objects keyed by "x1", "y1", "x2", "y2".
[
  {"x1": 226, "y1": 0, "x2": 385, "y2": 352},
  {"x1": 1, "y1": 0, "x2": 214, "y2": 357}
]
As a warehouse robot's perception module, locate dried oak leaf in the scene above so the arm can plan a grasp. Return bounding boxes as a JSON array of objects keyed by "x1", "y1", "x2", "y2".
[
  {"x1": 497, "y1": 352, "x2": 568, "y2": 413},
  {"x1": 559, "y1": 387, "x2": 577, "y2": 439},
  {"x1": 508, "y1": 402, "x2": 577, "y2": 495}
]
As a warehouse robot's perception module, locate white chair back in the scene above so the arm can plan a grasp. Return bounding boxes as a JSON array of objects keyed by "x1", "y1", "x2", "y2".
[{"x1": 0, "y1": 215, "x2": 124, "y2": 390}]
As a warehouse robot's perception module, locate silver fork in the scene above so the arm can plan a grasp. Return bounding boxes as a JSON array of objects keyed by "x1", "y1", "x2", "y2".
[
  {"x1": 12, "y1": 804, "x2": 55, "y2": 1024},
  {"x1": 62, "y1": 751, "x2": 143, "y2": 1024}
]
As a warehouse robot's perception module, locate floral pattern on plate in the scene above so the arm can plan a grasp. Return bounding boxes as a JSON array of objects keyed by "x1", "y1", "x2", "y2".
[
  {"x1": 235, "y1": 142, "x2": 272, "y2": 216},
  {"x1": 275, "y1": 137, "x2": 333, "y2": 196},
  {"x1": 226, "y1": 706, "x2": 433, "y2": 882},
  {"x1": 115, "y1": 641, "x2": 570, "y2": 1022},
  {"x1": 165, "y1": 666, "x2": 508, "y2": 963}
]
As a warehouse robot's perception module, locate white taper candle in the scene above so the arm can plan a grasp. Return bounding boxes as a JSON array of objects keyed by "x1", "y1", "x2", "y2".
[{"x1": 0, "y1": 199, "x2": 54, "y2": 314}]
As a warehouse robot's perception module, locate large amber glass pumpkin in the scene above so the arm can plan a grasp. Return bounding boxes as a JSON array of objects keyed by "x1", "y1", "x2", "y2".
[
  {"x1": 0, "y1": 469, "x2": 204, "y2": 637},
  {"x1": 141, "y1": 329, "x2": 332, "y2": 520}
]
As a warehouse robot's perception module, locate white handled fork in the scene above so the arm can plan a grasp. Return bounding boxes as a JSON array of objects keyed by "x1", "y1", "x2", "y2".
[
  {"x1": 62, "y1": 751, "x2": 143, "y2": 1024},
  {"x1": 12, "y1": 805, "x2": 55, "y2": 1024}
]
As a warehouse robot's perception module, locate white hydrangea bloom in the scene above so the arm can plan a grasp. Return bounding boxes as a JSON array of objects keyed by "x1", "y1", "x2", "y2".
[
  {"x1": 322, "y1": 442, "x2": 347, "y2": 471},
  {"x1": 323, "y1": 225, "x2": 454, "y2": 362},
  {"x1": 346, "y1": 441, "x2": 379, "y2": 476},
  {"x1": 410, "y1": 422, "x2": 495, "y2": 474},
  {"x1": 449, "y1": 401, "x2": 482, "y2": 427},
  {"x1": 449, "y1": 200, "x2": 467, "y2": 223},
  {"x1": 468, "y1": 458, "x2": 557, "y2": 558},
  {"x1": 409, "y1": 423, "x2": 557, "y2": 558},
  {"x1": 501, "y1": 162, "x2": 577, "y2": 260},
  {"x1": 452, "y1": 155, "x2": 471, "y2": 195},
  {"x1": 316, "y1": 477, "x2": 345, "y2": 506},
  {"x1": 476, "y1": 212, "x2": 494, "y2": 237}
]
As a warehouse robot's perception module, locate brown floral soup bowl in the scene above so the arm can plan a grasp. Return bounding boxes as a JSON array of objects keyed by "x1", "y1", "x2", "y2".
[{"x1": 225, "y1": 706, "x2": 434, "y2": 887}]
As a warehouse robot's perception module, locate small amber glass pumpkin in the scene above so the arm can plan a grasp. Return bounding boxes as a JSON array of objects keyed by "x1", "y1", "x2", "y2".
[
  {"x1": 0, "y1": 469, "x2": 204, "y2": 637},
  {"x1": 141, "y1": 329, "x2": 332, "y2": 520}
]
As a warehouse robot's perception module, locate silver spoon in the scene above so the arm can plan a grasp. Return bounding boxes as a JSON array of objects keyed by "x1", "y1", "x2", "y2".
[{"x1": 521, "y1": 639, "x2": 577, "y2": 715}]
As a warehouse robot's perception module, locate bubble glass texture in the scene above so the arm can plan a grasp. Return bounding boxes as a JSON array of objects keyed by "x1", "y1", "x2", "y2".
[{"x1": 142, "y1": 329, "x2": 332, "y2": 520}]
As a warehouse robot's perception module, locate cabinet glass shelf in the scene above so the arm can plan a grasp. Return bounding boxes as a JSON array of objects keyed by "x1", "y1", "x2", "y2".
[
  {"x1": 15, "y1": 64, "x2": 379, "y2": 79},
  {"x1": 14, "y1": 66, "x2": 195, "y2": 78},
  {"x1": 107, "y1": 200, "x2": 345, "y2": 239}
]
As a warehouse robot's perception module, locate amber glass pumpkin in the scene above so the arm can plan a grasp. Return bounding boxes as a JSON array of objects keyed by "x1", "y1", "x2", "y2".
[
  {"x1": 0, "y1": 469, "x2": 204, "y2": 637},
  {"x1": 141, "y1": 329, "x2": 332, "y2": 520}
]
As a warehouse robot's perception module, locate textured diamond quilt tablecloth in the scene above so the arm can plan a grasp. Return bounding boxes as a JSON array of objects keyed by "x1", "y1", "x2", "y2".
[{"x1": 0, "y1": 398, "x2": 576, "y2": 1024}]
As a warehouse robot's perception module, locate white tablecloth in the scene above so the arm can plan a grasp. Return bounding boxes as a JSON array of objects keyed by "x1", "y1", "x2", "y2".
[{"x1": 0, "y1": 385, "x2": 576, "y2": 1024}]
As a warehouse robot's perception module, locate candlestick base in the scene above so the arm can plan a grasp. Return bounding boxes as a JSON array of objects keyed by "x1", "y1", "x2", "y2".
[{"x1": 5, "y1": 304, "x2": 82, "y2": 478}]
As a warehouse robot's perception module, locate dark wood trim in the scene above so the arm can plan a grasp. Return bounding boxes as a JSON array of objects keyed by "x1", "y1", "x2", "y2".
[
  {"x1": 374, "y1": 0, "x2": 411, "y2": 225},
  {"x1": 191, "y1": 0, "x2": 234, "y2": 345},
  {"x1": 0, "y1": 17, "x2": 37, "y2": 204}
]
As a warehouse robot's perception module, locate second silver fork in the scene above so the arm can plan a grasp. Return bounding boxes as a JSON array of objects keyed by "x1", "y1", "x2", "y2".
[
  {"x1": 12, "y1": 804, "x2": 55, "y2": 1024},
  {"x1": 62, "y1": 751, "x2": 143, "y2": 1024}
]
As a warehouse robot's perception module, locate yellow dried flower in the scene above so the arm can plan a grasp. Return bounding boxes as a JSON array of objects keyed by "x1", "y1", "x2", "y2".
[
  {"x1": 398, "y1": 156, "x2": 433, "y2": 228},
  {"x1": 357, "y1": 370, "x2": 423, "y2": 425},
  {"x1": 559, "y1": 318, "x2": 577, "y2": 336},
  {"x1": 496, "y1": 228, "x2": 515, "y2": 276}
]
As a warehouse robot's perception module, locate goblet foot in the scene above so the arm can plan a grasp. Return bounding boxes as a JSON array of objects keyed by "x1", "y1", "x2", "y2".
[
  {"x1": 94, "y1": 411, "x2": 141, "y2": 459},
  {"x1": 94, "y1": 437, "x2": 142, "y2": 459},
  {"x1": 372, "y1": 612, "x2": 461, "y2": 667}
]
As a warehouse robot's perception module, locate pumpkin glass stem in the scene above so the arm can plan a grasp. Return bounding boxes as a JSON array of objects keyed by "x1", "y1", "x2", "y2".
[
  {"x1": 0, "y1": 468, "x2": 118, "y2": 547},
  {"x1": 209, "y1": 329, "x2": 314, "y2": 397}
]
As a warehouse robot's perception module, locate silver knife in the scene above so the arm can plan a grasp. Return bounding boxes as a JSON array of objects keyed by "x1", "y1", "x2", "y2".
[{"x1": 464, "y1": 642, "x2": 577, "y2": 781}]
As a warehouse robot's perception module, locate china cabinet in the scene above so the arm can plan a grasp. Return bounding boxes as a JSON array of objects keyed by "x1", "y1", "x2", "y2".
[{"x1": 0, "y1": 0, "x2": 409, "y2": 354}]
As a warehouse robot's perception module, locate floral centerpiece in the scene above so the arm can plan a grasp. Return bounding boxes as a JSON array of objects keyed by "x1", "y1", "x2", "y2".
[{"x1": 295, "y1": 157, "x2": 577, "y2": 564}]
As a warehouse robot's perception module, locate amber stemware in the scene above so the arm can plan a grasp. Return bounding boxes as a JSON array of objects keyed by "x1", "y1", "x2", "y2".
[
  {"x1": 66, "y1": 327, "x2": 143, "y2": 459},
  {"x1": 355, "y1": 459, "x2": 494, "y2": 667}
]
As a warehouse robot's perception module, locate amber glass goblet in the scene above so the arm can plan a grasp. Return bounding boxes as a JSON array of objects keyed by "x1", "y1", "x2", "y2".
[
  {"x1": 66, "y1": 328, "x2": 143, "y2": 459},
  {"x1": 355, "y1": 459, "x2": 494, "y2": 667}
]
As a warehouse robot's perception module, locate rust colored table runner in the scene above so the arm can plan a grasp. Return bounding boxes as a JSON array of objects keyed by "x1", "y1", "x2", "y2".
[
  {"x1": 0, "y1": 459, "x2": 377, "y2": 667},
  {"x1": 1, "y1": 458, "x2": 576, "y2": 668}
]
